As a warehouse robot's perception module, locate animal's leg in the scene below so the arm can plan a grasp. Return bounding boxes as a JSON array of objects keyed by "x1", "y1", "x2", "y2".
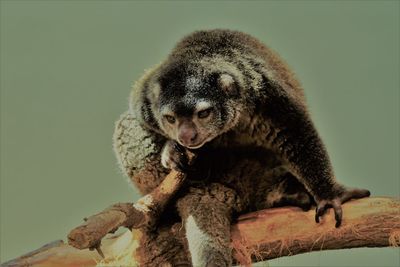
[
  {"x1": 176, "y1": 183, "x2": 239, "y2": 267},
  {"x1": 255, "y1": 166, "x2": 314, "y2": 211},
  {"x1": 135, "y1": 222, "x2": 191, "y2": 267}
]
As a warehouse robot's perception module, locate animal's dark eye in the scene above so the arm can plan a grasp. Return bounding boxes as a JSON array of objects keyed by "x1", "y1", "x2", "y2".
[
  {"x1": 198, "y1": 108, "x2": 212, "y2": 119},
  {"x1": 164, "y1": 115, "x2": 176, "y2": 124}
]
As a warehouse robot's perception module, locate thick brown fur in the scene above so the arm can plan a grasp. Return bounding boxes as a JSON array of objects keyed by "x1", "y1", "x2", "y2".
[{"x1": 113, "y1": 29, "x2": 370, "y2": 266}]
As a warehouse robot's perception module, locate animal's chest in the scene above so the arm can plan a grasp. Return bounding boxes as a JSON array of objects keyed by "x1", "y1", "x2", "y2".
[
  {"x1": 188, "y1": 114, "x2": 283, "y2": 193},
  {"x1": 188, "y1": 115, "x2": 283, "y2": 200}
]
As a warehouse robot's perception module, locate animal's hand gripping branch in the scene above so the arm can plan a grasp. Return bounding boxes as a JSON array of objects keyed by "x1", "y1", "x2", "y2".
[{"x1": 67, "y1": 150, "x2": 196, "y2": 256}]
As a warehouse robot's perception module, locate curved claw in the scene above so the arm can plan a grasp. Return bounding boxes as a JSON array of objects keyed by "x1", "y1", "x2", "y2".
[
  {"x1": 175, "y1": 160, "x2": 196, "y2": 173},
  {"x1": 314, "y1": 187, "x2": 370, "y2": 227},
  {"x1": 315, "y1": 199, "x2": 342, "y2": 227},
  {"x1": 332, "y1": 199, "x2": 343, "y2": 228},
  {"x1": 315, "y1": 209, "x2": 320, "y2": 223},
  {"x1": 315, "y1": 201, "x2": 328, "y2": 223},
  {"x1": 340, "y1": 188, "x2": 371, "y2": 203}
]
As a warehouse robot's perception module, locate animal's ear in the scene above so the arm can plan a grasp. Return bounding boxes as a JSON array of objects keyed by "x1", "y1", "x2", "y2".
[
  {"x1": 218, "y1": 74, "x2": 237, "y2": 96},
  {"x1": 147, "y1": 82, "x2": 161, "y2": 104}
]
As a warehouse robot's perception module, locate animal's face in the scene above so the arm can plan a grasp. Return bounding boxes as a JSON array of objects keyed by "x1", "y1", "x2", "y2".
[{"x1": 156, "y1": 67, "x2": 242, "y2": 149}]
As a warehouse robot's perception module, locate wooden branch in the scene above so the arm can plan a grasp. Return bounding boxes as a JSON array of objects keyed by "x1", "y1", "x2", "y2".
[
  {"x1": 67, "y1": 169, "x2": 185, "y2": 250},
  {"x1": 68, "y1": 151, "x2": 195, "y2": 251},
  {"x1": 3, "y1": 197, "x2": 399, "y2": 267},
  {"x1": 231, "y1": 197, "x2": 400, "y2": 265}
]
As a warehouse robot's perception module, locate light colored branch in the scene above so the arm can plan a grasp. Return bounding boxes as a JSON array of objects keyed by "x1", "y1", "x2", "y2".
[
  {"x1": 231, "y1": 197, "x2": 400, "y2": 265},
  {"x1": 68, "y1": 151, "x2": 195, "y2": 251},
  {"x1": 2, "y1": 197, "x2": 399, "y2": 267},
  {"x1": 67, "y1": 169, "x2": 185, "y2": 250}
]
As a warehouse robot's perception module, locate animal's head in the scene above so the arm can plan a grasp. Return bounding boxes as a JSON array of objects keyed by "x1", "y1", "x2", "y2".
[{"x1": 148, "y1": 61, "x2": 244, "y2": 149}]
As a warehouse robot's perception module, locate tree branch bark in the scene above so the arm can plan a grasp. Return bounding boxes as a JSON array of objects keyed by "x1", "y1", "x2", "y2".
[
  {"x1": 68, "y1": 152, "x2": 196, "y2": 252},
  {"x1": 3, "y1": 197, "x2": 399, "y2": 267},
  {"x1": 67, "y1": 169, "x2": 186, "y2": 250},
  {"x1": 231, "y1": 197, "x2": 400, "y2": 265}
]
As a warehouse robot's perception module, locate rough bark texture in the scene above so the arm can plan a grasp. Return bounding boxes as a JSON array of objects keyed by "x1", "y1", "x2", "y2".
[
  {"x1": 231, "y1": 197, "x2": 400, "y2": 265},
  {"x1": 3, "y1": 197, "x2": 399, "y2": 267},
  {"x1": 67, "y1": 168, "x2": 187, "y2": 250}
]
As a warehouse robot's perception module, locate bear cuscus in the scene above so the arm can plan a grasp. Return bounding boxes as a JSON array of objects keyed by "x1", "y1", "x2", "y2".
[{"x1": 113, "y1": 29, "x2": 370, "y2": 267}]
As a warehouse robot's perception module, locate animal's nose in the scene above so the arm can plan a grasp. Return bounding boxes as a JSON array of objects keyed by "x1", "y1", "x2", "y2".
[{"x1": 178, "y1": 126, "x2": 198, "y2": 146}]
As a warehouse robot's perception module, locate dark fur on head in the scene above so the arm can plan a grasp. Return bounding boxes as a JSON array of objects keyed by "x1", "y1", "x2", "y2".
[{"x1": 132, "y1": 57, "x2": 245, "y2": 148}]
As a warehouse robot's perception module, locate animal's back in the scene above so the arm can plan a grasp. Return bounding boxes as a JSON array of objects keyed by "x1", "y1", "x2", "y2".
[{"x1": 170, "y1": 29, "x2": 304, "y2": 98}]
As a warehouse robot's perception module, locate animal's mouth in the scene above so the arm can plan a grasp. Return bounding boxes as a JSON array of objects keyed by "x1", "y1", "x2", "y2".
[
  {"x1": 178, "y1": 140, "x2": 205, "y2": 149},
  {"x1": 179, "y1": 135, "x2": 213, "y2": 150},
  {"x1": 185, "y1": 143, "x2": 205, "y2": 149}
]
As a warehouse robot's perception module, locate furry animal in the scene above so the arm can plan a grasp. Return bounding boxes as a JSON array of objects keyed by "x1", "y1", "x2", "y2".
[{"x1": 113, "y1": 29, "x2": 370, "y2": 267}]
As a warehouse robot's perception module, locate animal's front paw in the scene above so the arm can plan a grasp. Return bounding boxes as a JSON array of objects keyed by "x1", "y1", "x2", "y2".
[
  {"x1": 161, "y1": 140, "x2": 195, "y2": 172},
  {"x1": 315, "y1": 186, "x2": 370, "y2": 228}
]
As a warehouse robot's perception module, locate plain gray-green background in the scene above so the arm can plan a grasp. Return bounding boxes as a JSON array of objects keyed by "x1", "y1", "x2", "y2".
[{"x1": 1, "y1": 1, "x2": 399, "y2": 266}]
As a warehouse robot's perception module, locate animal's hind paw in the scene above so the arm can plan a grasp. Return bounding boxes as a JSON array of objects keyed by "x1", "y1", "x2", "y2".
[{"x1": 315, "y1": 187, "x2": 370, "y2": 228}]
